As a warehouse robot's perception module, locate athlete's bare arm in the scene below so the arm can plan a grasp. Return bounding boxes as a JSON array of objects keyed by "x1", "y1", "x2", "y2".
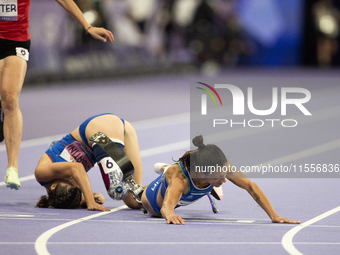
[
  {"x1": 55, "y1": 0, "x2": 114, "y2": 42},
  {"x1": 160, "y1": 166, "x2": 189, "y2": 225},
  {"x1": 35, "y1": 154, "x2": 109, "y2": 211},
  {"x1": 227, "y1": 163, "x2": 300, "y2": 224}
]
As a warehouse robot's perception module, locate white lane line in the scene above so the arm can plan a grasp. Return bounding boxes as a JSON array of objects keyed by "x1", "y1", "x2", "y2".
[
  {"x1": 0, "y1": 242, "x2": 35, "y2": 245},
  {"x1": 0, "y1": 139, "x2": 189, "y2": 187},
  {"x1": 0, "y1": 213, "x2": 34, "y2": 218},
  {"x1": 0, "y1": 134, "x2": 67, "y2": 152},
  {"x1": 0, "y1": 113, "x2": 190, "y2": 186},
  {"x1": 43, "y1": 241, "x2": 340, "y2": 245},
  {"x1": 282, "y1": 206, "x2": 340, "y2": 255},
  {"x1": 291, "y1": 242, "x2": 340, "y2": 245},
  {"x1": 146, "y1": 217, "x2": 254, "y2": 223},
  {"x1": 1, "y1": 104, "x2": 339, "y2": 186},
  {"x1": 0, "y1": 134, "x2": 65, "y2": 187},
  {"x1": 4, "y1": 133, "x2": 335, "y2": 187},
  {"x1": 41, "y1": 241, "x2": 285, "y2": 245},
  {"x1": 4, "y1": 214, "x2": 340, "y2": 229},
  {"x1": 131, "y1": 112, "x2": 189, "y2": 130},
  {"x1": 0, "y1": 217, "x2": 289, "y2": 227},
  {"x1": 0, "y1": 174, "x2": 35, "y2": 187},
  {"x1": 2, "y1": 241, "x2": 340, "y2": 246},
  {"x1": 0, "y1": 112, "x2": 190, "y2": 152},
  {"x1": 34, "y1": 205, "x2": 128, "y2": 255},
  {"x1": 204, "y1": 104, "x2": 340, "y2": 145},
  {"x1": 0, "y1": 211, "x2": 59, "y2": 215},
  {"x1": 259, "y1": 138, "x2": 340, "y2": 167},
  {"x1": 1, "y1": 107, "x2": 338, "y2": 253},
  {"x1": 140, "y1": 140, "x2": 189, "y2": 158}
]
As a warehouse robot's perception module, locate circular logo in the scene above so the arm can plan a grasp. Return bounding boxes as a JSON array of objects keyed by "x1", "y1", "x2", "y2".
[{"x1": 116, "y1": 186, "x2": 123, "y2": 193}]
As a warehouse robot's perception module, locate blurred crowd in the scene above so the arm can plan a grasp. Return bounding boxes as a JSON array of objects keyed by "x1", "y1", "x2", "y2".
[
  {"x1": 71, "y1": 0, "x2": 252, "y2": 72},
  {"x1": 311, "y1": 0, "x2": 340, "y2": 66},
  {"x1": 26, "y1": 0, "x2": 340, "y2": 82}
]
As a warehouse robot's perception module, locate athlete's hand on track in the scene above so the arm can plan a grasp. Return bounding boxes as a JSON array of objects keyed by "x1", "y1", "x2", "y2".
[
  {"x1": 166, "y1": 214, "x2": 186, "y2": 225},
  {"x1": 87, "y1": 202, "x2": 110, "y2": 211},
  {"x1": 272, "y1": 216, "x2": 300, "y2": 224},
  {"x1": 88, "y1": 27, "x2": 114, "y2": 43}
]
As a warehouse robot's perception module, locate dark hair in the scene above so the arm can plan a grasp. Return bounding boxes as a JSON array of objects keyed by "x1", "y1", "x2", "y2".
[
  {"x1": 178, "y1": 135, "x2": 227, "y2": 175},
  {"x1": 36, "y1": 183, "x2": 82, "y2": 209}
]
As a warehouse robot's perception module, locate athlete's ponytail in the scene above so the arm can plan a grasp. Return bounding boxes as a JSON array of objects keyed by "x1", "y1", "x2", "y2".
[{"x1": 178, "y1": 135, "x2": 227, "y2": 175}]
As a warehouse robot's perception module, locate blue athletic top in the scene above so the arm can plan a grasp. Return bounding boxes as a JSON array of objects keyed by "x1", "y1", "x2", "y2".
[
  {"x1": 160, "y1": 162, "x2": 213, "y2": 207},
  {"x1": 39, "y1": 113, "x2": 125, "y2": 186}
]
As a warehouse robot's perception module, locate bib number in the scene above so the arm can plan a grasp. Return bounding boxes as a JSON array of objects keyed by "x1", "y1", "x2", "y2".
[{"x1": 0, "y1": 0, "x2": 18, "y2": 21}]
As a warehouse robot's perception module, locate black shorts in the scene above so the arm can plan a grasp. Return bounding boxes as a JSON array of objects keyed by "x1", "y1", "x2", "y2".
[{"x1": 0, "y1": 38, "x2": 31, "y2": 61}]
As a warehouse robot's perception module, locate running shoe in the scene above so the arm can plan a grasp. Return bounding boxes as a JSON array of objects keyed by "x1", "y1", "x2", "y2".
[
  {"x1": 4, "y1": 167, "x2": 21, "y2": 190},
  {"x1": 154, "y1": 163, "x2": 169, "y2": 175}
]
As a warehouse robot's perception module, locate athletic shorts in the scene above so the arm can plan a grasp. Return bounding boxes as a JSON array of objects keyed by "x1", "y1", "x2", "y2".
[
  {"x1": 145, "y1": 174, "x2": 163, "y2": 215},
  {"x1": 0, "y1": 38, "x2": 31, "y2": 61},
  {"x1": 78, "y1": 113, "x2": 125, "y2": 149}
]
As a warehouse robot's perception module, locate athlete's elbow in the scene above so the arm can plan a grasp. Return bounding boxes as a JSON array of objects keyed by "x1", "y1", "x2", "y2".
[{"x1": 70, "y1": 163, "x2": 86, "y2": 178}]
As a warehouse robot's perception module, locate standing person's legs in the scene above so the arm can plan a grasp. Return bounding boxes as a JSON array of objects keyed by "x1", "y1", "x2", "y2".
[{"x1": 0, "y1": 56, "x2": 27, "y2": 190}]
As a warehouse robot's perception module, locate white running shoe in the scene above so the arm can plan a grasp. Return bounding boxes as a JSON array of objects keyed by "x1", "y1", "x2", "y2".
[
  {"x1": 4, "y1": 167, "x2": 21, "y2": 190},
  {"x1": 154, "y1": 163, "x2": 169, "y2": 175}
]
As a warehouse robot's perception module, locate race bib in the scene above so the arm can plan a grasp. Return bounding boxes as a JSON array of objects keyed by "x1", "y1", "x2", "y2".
[
  {"x1": 60, "y1": 141, "x2": 95, "y2": 171},
  {"x1": 102, "y1": 157, "x2": 121, "y2": 174},
  {"x1": 0, "y1": 0, "x2": 18, "y2": 21}
]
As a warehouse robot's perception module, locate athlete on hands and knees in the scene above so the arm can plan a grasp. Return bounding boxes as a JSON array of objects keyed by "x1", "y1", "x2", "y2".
[
  {"x1": 0, "y1": 0, "x2": 114, "y2": 190},
  {"x1": 35, "y1": 113, "x2": 143, "y2": 211},
  {"x1": 142, "y1": 135, "x2": 301, "y2": 225}
]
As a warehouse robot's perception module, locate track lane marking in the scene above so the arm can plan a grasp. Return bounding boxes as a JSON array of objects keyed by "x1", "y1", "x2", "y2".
[
  {"x1": 2, "y1": 136, "x2": 339, "y2": 187},
  {"x1": 282, "y1": 206, "x2": 340, "y2": 255},
  {"x1": 34, "y1": 205, "x2": 128, "y2": 255},
  {"x1": 1, "y1": 104, "x2": 340, "y2": 186},
  {"x1": 0, "y1": 106, "x2": 338, "y2": 254},
  {"x1": 3, "y1": 241, "x2": 340, "y2": 246}
]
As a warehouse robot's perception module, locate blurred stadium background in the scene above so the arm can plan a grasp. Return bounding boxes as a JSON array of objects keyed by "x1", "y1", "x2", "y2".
[{"x1": 25, "y1": 0, "x2": 340, "y2": 85}]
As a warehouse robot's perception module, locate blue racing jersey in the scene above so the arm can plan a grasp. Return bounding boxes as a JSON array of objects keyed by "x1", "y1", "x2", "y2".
[{"x1": 160, "y1": 162, "x2": 213, "y2": 207}]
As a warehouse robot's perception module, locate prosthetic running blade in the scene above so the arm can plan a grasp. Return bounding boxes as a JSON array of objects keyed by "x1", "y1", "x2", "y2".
[{"x1": 89, "y1": 132, "x2": 144, "y2": 203}]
